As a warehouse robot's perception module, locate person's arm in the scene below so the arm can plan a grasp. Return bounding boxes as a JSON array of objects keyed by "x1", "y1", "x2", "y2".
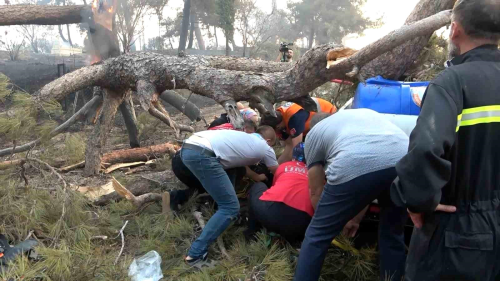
[
  {"x1": 391, "y1": 81, "x2": 460, "y2": 214},
  {"x1": 263, "y1": 146, "x2": 279, "y2": 174},
  {"x1": 245, "y1": 166, "x2": 267, "y2": 182},
  {"x1": 308, "y1": 164, "x2": 325, "y2": 210},
  {"x1": 278, "y1": 134, "x2": 302, "y2": 164},
  {"x1": 342, "y1": 206, "x2": 369, "y2": 237}
]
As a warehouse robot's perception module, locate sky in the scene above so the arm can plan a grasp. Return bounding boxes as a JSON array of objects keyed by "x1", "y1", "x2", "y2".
[{"x1": 0, "y1": 0, "x2": 445, "y2": 52}]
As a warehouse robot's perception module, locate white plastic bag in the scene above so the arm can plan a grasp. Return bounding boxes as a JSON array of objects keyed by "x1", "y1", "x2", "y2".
[{"x1": 128, "y1": 250, "x2": 163, "y2": 281}]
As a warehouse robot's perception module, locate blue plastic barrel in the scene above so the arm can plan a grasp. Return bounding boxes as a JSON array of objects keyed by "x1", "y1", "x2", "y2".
[{"x1": 352, "y1": 76, "x2": 430, "y2": 115}]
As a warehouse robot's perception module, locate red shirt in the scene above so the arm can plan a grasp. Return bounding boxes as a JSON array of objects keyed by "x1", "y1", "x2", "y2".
[{"x1": 259, "y1": 161, "x2": 314, "y2": 217}]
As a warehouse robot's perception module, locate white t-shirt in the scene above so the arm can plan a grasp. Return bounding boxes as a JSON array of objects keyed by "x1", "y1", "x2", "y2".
[{"x1": 188, "y1": 130, "x2": 278, "y2": 169}]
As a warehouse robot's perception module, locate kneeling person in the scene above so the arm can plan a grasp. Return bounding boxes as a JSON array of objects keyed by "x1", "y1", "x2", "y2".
[
  {"x1": 181, "y1": 126, "x2": 279, "y2": 265},
  {"x1": 245, "y1": 142, "x2": 313, "y2": 244}
]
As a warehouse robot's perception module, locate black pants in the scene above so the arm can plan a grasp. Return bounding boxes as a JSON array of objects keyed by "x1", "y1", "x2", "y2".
[
  {"x1": 246, "y1": 182, "x2": 312, "y2": 244},
  {"x1": 294, "y1": 168, "x2": 408, "y2": 281},
  {"x1": 171, "y1": 150, "x2": 246, "y2": 207}
]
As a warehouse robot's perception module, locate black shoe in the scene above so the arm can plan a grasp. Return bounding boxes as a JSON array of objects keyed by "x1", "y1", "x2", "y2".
[
  {"x1": 185, "y1": 252, "x2": 211, "y2": 269},
  {"x1": 168, "y1": 191, "x2": 181, "y2": 212}
]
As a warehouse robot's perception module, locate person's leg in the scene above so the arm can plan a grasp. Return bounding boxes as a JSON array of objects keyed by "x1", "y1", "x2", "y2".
[
  {"x1": 181, "y1": 148, "x2": 240, "y2": 259},
  {"x1": 377, "y1": 179, "x2": 408, "y2": 281},
  {"x1": 171, "y1": 150, "x2": 206, "y2": 209},
  {"x1": 293, "y1": 168, "x2": 399, "y2": 281},
  {"x1": 244, "y1": 182, "x2": 269, "y2": 240}
]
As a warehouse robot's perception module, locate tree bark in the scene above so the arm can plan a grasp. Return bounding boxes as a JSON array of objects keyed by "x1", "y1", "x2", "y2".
[
  {"x1": 178, "y1": 0, "x2": 191, "y2": 54},
  {"x1": 194, "y1": 16, "x2": 205, "y2": 51},
  {"x1": 160, "y1": 90, "x2": 201, "y2": 122},
  {"x1": 359, "y1": 0, "x2": 456, "y2": 80},
  {"x1": 34, "y1": 10, "x2": 452, "y2": 127},
  {"x1": 188, "y1": 20, "x2": 195, "y2": 49},
  {"x1": 84, "y1": 90, "x2": 125, "y2": 176},
  {"x1": 119, "y1": 93, "x2": 140, "y2": 148},
  {"x1": 0, "y1": 5, "x2": 91, "y2": 26},
  {"x1": 214, "y1": 25, "x2": 218, "y2": 50},
  {"x1": 94, "y1": 178, "x2": 157, "y2": 206},
  {"x1": 66, "y1": 24, "x2": 73, "y2": 47},
  {"x1": 101, "y1": 142, "x2": 179, "y2": 165},
  {"x1": 225, "y1": 35, "x2": 230, "y2": 56}
]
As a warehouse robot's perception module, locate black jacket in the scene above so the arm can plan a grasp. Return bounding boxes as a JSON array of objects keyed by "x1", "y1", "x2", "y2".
[
  {"x1": 391, "y1": 44, "x2": 500, "y2": 213},
  {"x1": 391, "y1": 45, "x2": 500, "y2": 281}
]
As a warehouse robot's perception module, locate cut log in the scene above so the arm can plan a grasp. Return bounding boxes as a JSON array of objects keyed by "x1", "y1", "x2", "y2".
[
  {"x1": 0, "y1": 5, "x2": 92, "y2": 26},
  {"x1": 101, "y1": 143, "x2": 179, "y2": 164},
  {"x1": 93, "y1": 179, "x2": 156, "y2": 206},
  {"x1": 58, "y1": 143, "x2": 178, "y2": 173},
  {"x1": 111, "y1": 177, "x2": 162, "y2": 208}
]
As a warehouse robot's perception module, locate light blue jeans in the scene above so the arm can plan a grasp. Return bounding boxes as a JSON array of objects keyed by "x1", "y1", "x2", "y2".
[{"x1": 181, "y1": 147, "x2": 240, "y2": 258}]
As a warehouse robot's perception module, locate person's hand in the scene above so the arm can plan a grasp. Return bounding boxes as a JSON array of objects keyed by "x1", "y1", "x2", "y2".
[
  {"x1": 409, "y1": 204, "x2": 457, "y2": 228},
  {"x1": 342, "y1": 219, "x2": 360, "y2": 238},
  {"x1": 255, "y1": 174, "x2": 268, "y2": 182}
]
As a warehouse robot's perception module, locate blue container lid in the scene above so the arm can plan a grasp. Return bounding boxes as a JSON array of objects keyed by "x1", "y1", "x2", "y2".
[{"x1": 365, "y1": 76, "x2": 430, "y2": 87}]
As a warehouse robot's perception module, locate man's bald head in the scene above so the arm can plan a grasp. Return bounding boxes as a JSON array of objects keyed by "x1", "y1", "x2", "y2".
[{"x1": 257, "y1": 125, "x2": 277, "y2": 146}]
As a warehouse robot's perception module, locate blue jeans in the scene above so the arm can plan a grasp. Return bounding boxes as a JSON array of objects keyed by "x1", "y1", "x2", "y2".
[
  {"x1": 181, "y1": 147, "x2": 240, "y2": 258},
  {"x1": 294, "y1": 168, "x2": 408, "y2": 281}
]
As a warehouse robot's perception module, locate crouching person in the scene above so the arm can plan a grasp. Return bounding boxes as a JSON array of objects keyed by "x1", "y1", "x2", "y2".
[
  {"x1": 180, "y1": 126, "x2": 279, "y2": 266},
  {"x1": 245, "y1": 142, "x2": 313, "y2": 244},
  {"x1": 294, "y1": 109, "x2": 409, "y2": 281}
]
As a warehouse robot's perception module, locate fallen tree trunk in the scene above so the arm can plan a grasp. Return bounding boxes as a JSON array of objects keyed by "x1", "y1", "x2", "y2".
[
  {"x1": 0, "y1": 5, "x2": 91, "y2": 26},
  {"x1": 359, "y1": 0, "x2": 456, "y2": 80},
  {"x1": 111, "y1": 177, "x2": 162, "y2": 208},
  {"x1": 101, "y1": 142, "x2": 179, "y2": 164},
  {"x1": 34, "y1": 10, "x2": 452, "y2": 120}
]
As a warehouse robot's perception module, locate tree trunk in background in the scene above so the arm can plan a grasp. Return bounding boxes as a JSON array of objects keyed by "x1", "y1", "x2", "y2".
[
  {"x1": 359, "y1": 0, "x2": 456, "y2": 80},
  {"x1": 178, "y1": 0, "x2": 191, "y2": 53},
  {"x1": 0, "y1": 5, "x2": 91, "y2": 26},
  {"x1": 308, "y1": 25, "x2": 315, "y2": 49},
  {"x1": 119, "y1": 93, "x2": 140, "y2": 148},
  {"x1": 84, "y1": 90, "x2": 125, "y2": 176},
  {"x1": 66, "y1": 24, "x2": 73, "y2": 47},
  {"x1": 243, "y1": 38, "x2": 247, "y2": 57},
  {"x1": 214, "y1": 26, "x2": 218, "y2": 50},
  {"x1": 225, "y1": 34, "x2": 230, "y2": 56},
  {"x1": 193, "y1": 13, "x2": 205, "y2": 50},
  {"x1": 188, "y1": 19, "x2": 194, "y2": 49}
]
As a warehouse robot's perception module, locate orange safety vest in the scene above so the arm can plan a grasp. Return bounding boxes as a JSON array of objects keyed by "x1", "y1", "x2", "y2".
[{"x1": 276, "y1": 98, "x2": 337, "y2": 136}]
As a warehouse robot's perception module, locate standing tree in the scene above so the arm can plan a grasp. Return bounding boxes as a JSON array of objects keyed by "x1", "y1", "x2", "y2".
[
  {"x1": 149, "y1": 0, "x2": 169, "y2": 50},
  {"x1": 116, "y1": 0, "x2": 151, "y2": 52},
  {"x1": 192, "y1": 0, "x2": 217, "y2": 49},
  {"x1": 288, "y1": 0, "x2": 374, "y2": 49},
  {"x1": 235, "y1": 0, "x2": 258, "y2": 57},
  {"x1": 216, "y1": 0, "x2": 235, "y2": 56},
  {"x1": 178, "y1": 0, "x2": 191, "y2": 53},
  {"x1": 162, "y1": 14, "x2": 181, "y2": 49}
]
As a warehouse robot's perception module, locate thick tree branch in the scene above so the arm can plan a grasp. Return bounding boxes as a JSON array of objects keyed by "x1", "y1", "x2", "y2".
[
  {"x1": 34, "y1": 10, "x2": 452, "y2": 110},
  {"x1": 0, "y1": 5, "x2": 92, "y2": 26}
]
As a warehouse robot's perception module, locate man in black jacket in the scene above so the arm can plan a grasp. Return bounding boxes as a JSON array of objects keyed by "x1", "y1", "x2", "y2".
[{"x1": 391, "y1": 1, "x2": 500, "y2": 280}]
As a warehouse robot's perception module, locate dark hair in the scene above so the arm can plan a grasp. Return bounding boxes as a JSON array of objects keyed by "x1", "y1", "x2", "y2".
[
  {"x1": 244, "y1": 119, "x2": 257, "y2": 132},
  {"x1": 452, "y1": 0, "x2": 500, "y2": 41},
  {"x1": 310, "y1": 112, "x2": 331, "y2": 129},
  {"x1": 260, "y1": 111, "x2": 282, "y2": 129}
]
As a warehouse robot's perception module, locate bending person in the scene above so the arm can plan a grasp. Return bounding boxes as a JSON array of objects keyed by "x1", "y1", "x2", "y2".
[
  {"x1": 294, "y1": 110, "x2": 409, "y2": 281},
  {"x1": 180, "y1": 126, "x2": 279, "y2": 266},
  {"x1": 260, "y1": 97, "x2": 336, "y2": 164},
  {"x1": 245, "y1": 142, "x2": 313, "y2": 244}
]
